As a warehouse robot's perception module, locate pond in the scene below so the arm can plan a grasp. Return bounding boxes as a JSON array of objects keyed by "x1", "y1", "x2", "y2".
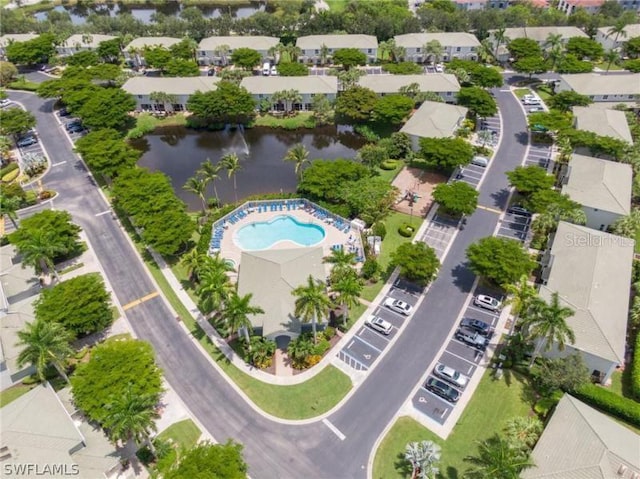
[
  {"x1": 131, "y1": 125, "x2": 365, "y2": 211},
  {"x1": 33, "y1": 2, "x2": 264, "y2": 25}
]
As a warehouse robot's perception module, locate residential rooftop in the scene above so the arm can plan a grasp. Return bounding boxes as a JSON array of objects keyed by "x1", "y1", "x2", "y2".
[
  {"x1": 0, "y1": 33, "x2": 38, "y2": 47},
  {"x1": 357, "y1": 74, "x2": 460, "y2": 94},
  {"x1": 540, "y1": 221, "x2": 634, "y2": 364},
  {"x1": 597, "y1": 23, "x2": 640, "y2": 39},
  {"x1": 572, "y1": 106, "x2": 633, "y2": 143},
  {"x1": 125, "y1": 36, "x2": 182, "y2": 51},
  {"x1": 295, "y1": 34, "x2": 378, "y2": 50},
  {"x1": 122, "y1": 76, "x2": 220, "y2": 96},
  {"x1": 394, "y1": 32, "x2": 481, "y2": 48},
  {"x1": 522, "y1": 394, "x2": 640, "y2": 479},
  {"x1": 60, "y1": 34, "x2": 117, "y2": 49},
  {"x1": 559, "y1": 72, "x2": 640, "y2": 96},
  {"x1": 491, "y1": 26, "x2": 588, "y2": 43},
  {"x1": 240, "y1": 75, "x2": 338, "y2": 95},
  {"x1": 400, "y1": 101, "x2": 468, "y2": 139},
  {"x1": 198, "y1": 35, "x2": 279, "y2": 52}
]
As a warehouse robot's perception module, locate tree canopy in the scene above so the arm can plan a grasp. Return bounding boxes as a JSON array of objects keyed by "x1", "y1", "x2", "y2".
[
  {"x1": 164, "y1": 58, "x2": 200, "y2": 76},
  {"x1": 457, "y1": 86, "x2": 497, "y2": 117},
  {"x1": 5, "y1": 34, "x2": 56, "y2": 64},
  {"x1": 0, "y1": 107, "x2": 36, "y2": 136},
  {"x1": 372, "y1": 94, "x2": 414, "y2": 124},
  {"x1": 565, "y1": 37, "x2": 604, "y2": 60},
  {"x1": 339, "y1": 177, "x2": 397, "y2": 225},
  {"x1": 78, "y1": 87, "x2": 136, "y2": 130},
  {"x1": 8, "y1": 210, "x2": 82, "y2": 261},
  {"x1": 71, "y1": 339, "x2": 163, "y2": 426},
  {"x1": 507, "y1": 38, "x2": 542, "y2": 60},
  {"x1": 35, "y1": 273, "x2": 113, "y2": 338},
  {"x1": 513, "y1": 56, "x2": 548, "y2": 76},
  {"x1": 391, "y1": 242, "x2": 440, "y2": 286},
  {"x1": 432, "y1": 181, "x2": 479, "y2": 217},
  {"x1": 231, "y1": 47, "x2": 262, "y2": 69},
  {"x1": 164, "y1": 441, "x2": 248, "y2": 479},
  {"x1": 466, "y1": 237, "x2": 536, "y2": 287},
  {"x1": 0, "y1": 61, "x2": 18, "y2": 86},
  {"x1": 506, "y1": 165, "x2": 555, "y2": 196},
  {"x1": 75, "y1": 129, "x2": 140, "y2": 178},
  {"x1": 297, "y1": 159, "x2": 369, "y2": 204},
  {"x1": 333, "y1": 48, "x2": 367, "y2": 69},
  {"x1": 528, "y1": 110, "x2": 573, "y2": 132},
  {"x1": 187, "y1": 81, "x2": 256, "y2": 126},
  {"x1": 447, "y1": 59, "x2": 503, "y2": 88},
  {"x1": 419, "y1": 137, "x2": 474, "y2": 171},
  {"x1": 382, "y1": 62, "x2": 423, "y2": 75},
  {"x1": 277, "y1": 61, "x2": 309, "y2": 76},
  {"x1": 334, "y1": 86, "x2": 378, "y2": 124},
  {"x1": 546, "y1": 90, "x2": 592, "y2": 112}
]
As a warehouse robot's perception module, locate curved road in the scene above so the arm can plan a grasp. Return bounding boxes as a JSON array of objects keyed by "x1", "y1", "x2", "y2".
[{"x1": 9, "y1": 84, "x2": 528, "y2": 478}]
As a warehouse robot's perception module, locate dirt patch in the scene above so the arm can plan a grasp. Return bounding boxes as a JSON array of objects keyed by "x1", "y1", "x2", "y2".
[{"x1": 391, "y1": 167, "x2": 447, "y2": 217}]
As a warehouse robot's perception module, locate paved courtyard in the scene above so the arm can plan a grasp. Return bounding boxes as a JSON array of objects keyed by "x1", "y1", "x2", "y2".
[{"x1": 392, "y1": 167, "x2": 446, "y2": 217}]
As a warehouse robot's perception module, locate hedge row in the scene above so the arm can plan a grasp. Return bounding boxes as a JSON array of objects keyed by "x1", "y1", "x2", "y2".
[
  {"x1": 574, "y1": 383, "x2": 640, "y2": 427},
  {"x1": 0, "y1": 162, "x2": 19, "y2": 178},
  {"x1": 631, "y1": 332, "x2": 640, "y2": 400}
]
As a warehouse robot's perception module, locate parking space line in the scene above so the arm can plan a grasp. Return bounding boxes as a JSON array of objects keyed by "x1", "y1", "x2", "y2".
[
  {"x1": 95, "y1": 210, "x2": 111, "y2": 217},
  {"x1": 339, "y1": 350, "x2": 368, "y2": 370},
  {"x1": 477, "y1": 205, "x2": 502, "y2": 214},
  {"x1": 51, "y1": 161, "x2": 67, "y2": 167},
  {"x1": 322, "y1": 419, "x2": 346, "y2": 441},
  {"x1": 466, "y1": 305, "x2": 499, "y2": 316},
  {"x1": 352, "y1": 335, "x2": 383, "y2": 353},
  {"x1": 444, "y1": 349, "x2": 479, "y2": 367}
]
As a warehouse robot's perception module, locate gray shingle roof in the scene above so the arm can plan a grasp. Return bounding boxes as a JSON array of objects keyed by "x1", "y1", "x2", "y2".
[
  {"x1": 400, "y1": 101, "x2": 468, "y2": 138},
  {"x1": 122, "y1": 76, "x2": 220, "y2": 96},
  {"x1": 540, "y1": 222, "x2": 634, "y2": 363},
  {"x1": 572, "y1": 106, "x2": 633, "y2": 143},
  {"x1": 560, "y1": 72, "x2": 640, "y2": 96},
  {"x1": 493, "y1": 26, "x2": 588, "y2": 43},
  {"x1": 198, "y1": 36, "x2": 279, "y2": 52},
  {"x1": 296, "y1": 34, "x2": 378, "y2": 50},
  {"x1": 562, "y1": 153, "x2": 632, "y2": 216},
  {"x1": 0, "y1": 34, "x2": 38, "y2": 47},
  {"x1": 522, "y1": 394, "x2": 640, "y2": 479},
  {"x1": 125, "y1": 36, "x2": 182, "y2": 51},
  {"x1": 237, "y1": 247, "x2": 327, "y2": 338},
  {"x1": 357, "y1": 74, "x2": 460, "y2": 94},
  {"x1": 394, "y1": 32, "x2": 481, "y2": 48},
  {"x1": 240, "y1": 75, "x2": 338, "y2": 95}
]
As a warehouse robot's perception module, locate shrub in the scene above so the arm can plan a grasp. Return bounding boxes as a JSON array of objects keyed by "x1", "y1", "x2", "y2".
[
  {"x1": 312, "y1": 338, "x2": 331, "y2": 356},
  {"x1": 136, "y1": 446, "x2": 155, "y2": 466},
  {"x1": 323, "y1": 327, "x2": 336, "y2": 340},
  {"x1": 397, "y1": 223, "x2": 415, "y2": 237},
  {"x1": 382, "y1": 62, "x2": 423, "y2": 75},
  {"x1": 0, "y1": 162, "x2": 18, "y2": 178},
  {"x1": 39, "y1": 190, "x2": 53, "y2": 200},
  {"x1": 305, "y1": 354, "x2": 322, "y2": 367},
  {"x1": 372, "y1": 221, "x2": 387, "y2": 240},
  {"x1": 574, "y1": 383, "x2": 640, "y2": 427},
  {"x1": 2, "y1": 169, "x2": 19, "y2": 182},
  {"x1": 354, "y1": 125, "x2": 379, "y2": 142},
  {"x1": 361, "y1": 257, "x2": 380, "y2": 280},
  {"x1": 380, "y1": 159, "x2": 397, "y2": 170},
  {"x1": 631, "y1": 333, "x2": 640, "y2": 400}
]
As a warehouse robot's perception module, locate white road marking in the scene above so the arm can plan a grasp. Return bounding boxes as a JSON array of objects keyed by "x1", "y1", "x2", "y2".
[
  {"x1": 444, "y1": 348, "x2": 479, "y2": 367},
  {"x1": 95, "y1": 210, "x2": 111, "y2": 217},
  {"x1": 467, "y1": 365, "x2": 474, "y2": 374},
  {"x1": 322, "y1": 419, "x2": 346, "y2": 441},
  {"x1": 352, "y1": 335, "x2": 382, "y2": 354},
  {"x1": 347, "y1": 340, "x2": 354, "y2": 349},
  {"x1": 466, "y1": 305, "x2": 499, "y2": 316},
  {"x1": 51, "y1": 161, "x2": 67, "y2": 167}
]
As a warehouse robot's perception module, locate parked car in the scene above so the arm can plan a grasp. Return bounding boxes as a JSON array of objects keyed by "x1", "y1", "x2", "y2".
[
  {"x1": 0, "y1": 99, "x2": 11, "y2": 108},
  {"x1": 17, "y1": 136, "x2": 38, "y2": 147},
  {"x1": 474, "y1": 294, "x2": 501, "y2": 311},
  {"x1": 65, "y1": 120, "x2": 83, "y2": 132},
  {"x1": 58, "y1": 108, "x2": 70, "y2": 117},
  {"x1": 521, "y1": 94, "x2": 535, "y2": 102},
  {"x1": 435, "y1": 63, "x2": 444, "y2": 73},
  {"x1": 366, "y1": 315, "x2": 393, "y2": 335},
  {"x1": 455, "y1": 327, "x2": 488, "y2": 350},
  {"x1": 523, "y1": 98, "x2": 542, "y2": 106},
  {"x1": 270, "y1": 65, "x2": 278, "y2": 76},
  {"x1": 383, "y1": 298, "x2": 413, "y2": 316},
  {"x1": 528, "y1": 106, "x2": 544, "y2": 113},
  {"x1": 433, "y1": 363, "x2": 468, "y2": 388},
  {"x1": 262, "y1": 62, "x2": 270, "y2": 76},
  {"x1": 425, "y1": 377, "x2": 460, "y2": 403},
  {"x1": 507, "y1": 205, "x2": 532, "y2": 217},
  {"x1": 460, "y1": 318, "x2": 492, "y2": 336}
]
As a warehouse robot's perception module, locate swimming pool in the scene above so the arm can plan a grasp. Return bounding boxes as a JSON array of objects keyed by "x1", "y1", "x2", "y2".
[{"x1": 234, "y1": 215, "x2": 325, "y2": 250}]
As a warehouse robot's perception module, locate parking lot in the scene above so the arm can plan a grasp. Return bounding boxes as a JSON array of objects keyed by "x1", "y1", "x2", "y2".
[
  {"x1": 496, "y1": 210, "x2": 531, "y2": 243},
  {"x1": 337, "y1": 279, "x2": 420, "y2": 372},
  {"x1": 453, "y1": 113, "x2": 502, "y2": 189},
  {"x1": 419, "y1": 213, "x2": 460, "y2": 259},
  {"x1": 525, "y1": 142, "x2": 553, "y2": 171},
  {"x1": 412, "y1": 285, "x2": 502, "y2": 425},
  {"x1": 57, "y1": 111, "x2": 88, "y2": 141}
]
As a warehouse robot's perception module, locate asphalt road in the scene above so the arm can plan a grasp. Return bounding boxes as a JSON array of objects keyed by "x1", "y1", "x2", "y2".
[{"x1": 8, "y1": 83, "x2": 529, "y2": 479}]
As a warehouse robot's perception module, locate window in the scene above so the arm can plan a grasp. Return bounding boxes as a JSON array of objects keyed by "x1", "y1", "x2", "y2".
[
  {"x1": 456, "y1": 47, "x2": 461, "y2": 52},
  {"x1": 416, "y1": 47, "x2": 421, "y2": 52},
  {"x1": 315, "y1": 49, "x2": 319, "y2": 54},
  {"x1": 200, "y1": 51, "x2": 205, "y2": 56},
  {"x1": 154, "y1": 104, "x2": 165, "y2": 111},
  {"x1": 293, "y1": 103, "x2": 303, "y2": 111},
  {"x1": 602, "y1": 95, "x2": 608, "y2": 100},
  {"x1": 367, "y1": 48, "x2": 372, "y2": 53},
  {"x1": 141, "y1": 104, "x2": 152, "y2": 110},
  {"x1": 138, "y1": 95, "x2": 143, "y2": 99},
  {"x1": 305, "y1": 103, "x2": 312, "y2": 110},
  {"x1": 173, "y1": 104, "x2": 184, "y2": 111}
]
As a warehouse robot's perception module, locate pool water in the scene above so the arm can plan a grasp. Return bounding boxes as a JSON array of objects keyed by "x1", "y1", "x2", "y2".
[{"x1": 234, "y1": 215, "x2": 325, "y2": 250}]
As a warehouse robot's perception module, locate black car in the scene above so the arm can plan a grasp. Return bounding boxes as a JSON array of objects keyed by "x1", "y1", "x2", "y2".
[
  {"x1": 455, "y1": 327, "x2": 488, "y2": 350},
  {"x1": 58, "y1": 108, "x2": 70, "y2": 117},
  {"x1": 425, "y1": 377, "x2": 460, "y2": 403},
  {"x1": 507, "y1": 205, "x2": 532, "y2": 217},
  {"x1": 66, "y1": 121, "x2": 83, "y2": 132},
  {"x1": 460, "y1": 318, "x2": 493, "y2": 337}
]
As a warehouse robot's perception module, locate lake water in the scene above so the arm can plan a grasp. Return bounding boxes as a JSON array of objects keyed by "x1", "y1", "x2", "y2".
[
  {"x1": 33, "y1": 2, "x2": 264, "y2": 24},
  {"x1": 132, "y1": 125, "x2": 365, "y2": 210}
]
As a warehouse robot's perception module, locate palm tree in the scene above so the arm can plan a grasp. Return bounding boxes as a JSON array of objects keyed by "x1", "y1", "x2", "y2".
[
  {"x1": 222, "y1": 292, "x2": 264, "y2": 344},
  {"x1": 424, "y1": 40, "x2": 444, "y2": 64},
  {"x1": 1, "y1": 195, "x2": 21, "y2": 229},
  {"x1": 503, "y1": 416, "x2": 543, "y2": 452},
  {"x1": 180, "y1": 248, "x2": 203, "y2": 282},
  {"x1": 332, "y1": 271, "x2": 363, "y2": 326},
  {"x1": 378, "y1": 40, "x2": 393, "y2": 62},
  {"x1": 319, "y1": 43, "x2": 329, "y2": 66},
  {"x1": 220, "y1": 152, "x2": 242, "y2": 203},
  {"x1": 283, "y1": 143, "x2": 310, "y2": 179},
  {"x1": 197, "y1": 267, "x2": 234, "y2": 317},
  {"x1": 478, "y1": 38, "x2": 494, "y2": 63},
  {"x1": 183, "y1": 175, "x2": 208, "y2": 213},
  {"x1": 214, "y1": 44, "x2": 231, "y2": 66},
  {"x1": 285, "y1": 44, "x2": 302, "y2": 63},
  {"x1": 198, "y1": 159, "x2": 222, "y2": 207},
  {"x1": 292, "y1": 275, "x2": 331, "y2": 343},
  {"x1": 611, "y1": 208, "x2": 640, "y2": 238},
  {"x1": 324, "y1": 248, "x2": 357, "y2": 274},
  {"x1": 276, "y1": 89, "x2": 301, "y2": 114},
  {"x1": 337, "y1": 69, "x2": 364, "y2": 91},
  {"x1": 16, "y1": 319, "x2": 74, "y2": 383},
  {"x1": 464, "y1": 434, "x2": 534, "y2": 479},
  {"x1": 504, "y1": 275, "x2": 537, "y2": 321},
  {"x1": 149, "y1": 91, "x2": 178, "y2": 114},
  {"x1": 603, "y1": 49, "x2": 620, "y2": 74},
  {"x1": 493, "y1": 28, "x2": 509, "y2": 60},
  {"x1": 545, "y1": 45, "x2": 564, "y2": 71},
  {"x1": 105, "y1": 387, "x2": 159, "y2": 451},
  {"x1": 477, "y1": 130, "x2": 493, "y2": 147},
  {"x1": 199, "y1": 252, "x2": 235, "y2": 276},
  {"x1": 522, "y1": 292, "x2": 575, "y2": 365},
  {"x1": 543, "y1": 33, "x2": 563, "y2": 52},
  {"x1": 606, "y1": 20, "x2": 628, "y2": 52},
  {"x1": 18, "y1": 230, "x2": 66, "y2": 282},
  {"x1": 405, "y1": 440, "x2": 441, "y2": 479}
]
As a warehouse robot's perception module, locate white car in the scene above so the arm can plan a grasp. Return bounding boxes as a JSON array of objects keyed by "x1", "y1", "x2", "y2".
[
  {"x1": 270, "y1": 65, "x2": 278, "y2": 76},
  {"x1": 474, "y1": 294, "x2": 502, "y2": 312},
  {"x1": 384, "y1": 298, "x2": 413, "y2": 316},
  {"x1": 366, "y1": 315, "x2": 393, "y2": 335},
  {"x1": 0, "y1": 99, "x2": 11, "y2": 108},
  {"x1": 523, "y1": 98, "x2": 541, "y2": 106},
  {"x1": 435, "y1": 63, "x2": 444, "y2": 73},
  {"x1": 434, "y1": 363, "x2": 468, "y2": 388}
]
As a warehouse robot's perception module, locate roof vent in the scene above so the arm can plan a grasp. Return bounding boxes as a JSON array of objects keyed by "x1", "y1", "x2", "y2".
[
  {"x1": 0, "y1": 446, "x2": 12, "y2": 461},
  {"x1": 617, "y1": 465, "x2": 627, "y2": 475}
]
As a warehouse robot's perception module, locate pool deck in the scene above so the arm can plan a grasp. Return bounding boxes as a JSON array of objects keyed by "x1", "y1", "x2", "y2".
[{"x1": 217, "y1": 207, "x2": 362, "y2": 281}]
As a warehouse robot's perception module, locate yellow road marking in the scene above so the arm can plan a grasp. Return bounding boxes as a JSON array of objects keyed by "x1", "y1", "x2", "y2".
[
  {"x1": 477, "y1": 205, "x2": 502, "y2": 215},
  {"x1": 122, "y1": 291, "x2": 159, "y2": 311}
]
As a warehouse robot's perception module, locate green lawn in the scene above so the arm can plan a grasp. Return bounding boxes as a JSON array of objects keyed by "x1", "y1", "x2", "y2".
[
  {"x1": 252, "y1": 112, "x2": 317, "y2": 130},
  {"x1": 534, "y1": 85, "x2": 553, "y2": 102},
  {"x1": 635, "y1": 229, "x2": 640, "y2": 253},
  {"x1": 513, "y1": 88, "x2": 532, "y2": 99},
  {"x1": 593, "y1": 61, "x2": 624, "y2": 71},
  {"x1": 8, "y1": 77, "x2": 39, "y2": 92},
  {"x1": 126, "y1": 113, "x2": 187, "y2": 139},
  {"x1": 373, "y1": 370, "x2": 534, "y2": 479},
  {"x1": 0, "y1": 383, "x2": 35, "y2": 408},
  {"x1": 157, "y1": 419, "x2": 201, "y2": 448},
  {"x1": 376, "y1": 162, "x2": 404, "y2": 183}
]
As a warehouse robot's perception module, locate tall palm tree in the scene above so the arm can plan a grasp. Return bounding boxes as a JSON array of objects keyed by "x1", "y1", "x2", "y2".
[
  {"x1": 405, "y1": 440, "x2": 441, "y2": 479},
  {"x1": 183, "y1": 175, "x2": 208, "y2": 213},
  {"x1": 105, "y1": 387, "x2": 159, "y2": 451},
  {"x1": 180, "y1": 248, "x2": 204, "y2": 282},
  {"x1": 222, "y1": 292, "x2": 264, "y2": 344},
  {"x1": 606, "y1": 20, "x2": 628, "y2": 52},
  {"x1": 199, "y1": 252, "x2": 235, "y2": 276},
  {"x1": 285, "y1": 44, "x2": 302, "y2": 63},
  {"x1": 545, "y1": 45, "x2": 564, "y2": 71},
  {"x1": 378, "y1": 40, "x2": 393, "y2": 62},
  {"x1": 220, "y1": 152, "x2": 242, "y2": 204},
  {"x1": 214, "y1": 44, "x2": 231, "y2": 66},
  {"x1": 19, "y1": 230, "x2": 66, "y2": 282},
  {"x1": 1, "y1": 195, "x2": 21, "y2": 229},
  {"x1": 464, "y1": 434, "x2": 534, "y2": 479},
  {"x1": 611, "y1": 208, "x2": 640, "y2": 238},
  {"x1": 503, "y1": 416, "x2": 543, "y2": 452},
  {"x1": 493, "y1": 28, "x2": 509, "y2": 60},
  {"x1": 324, "y1": 248, "x2": 357, "y2": 274},
  {"x1": 543, "y1": 33, "x2": 563, "y2": 52},
  {"x1": 332, "y1": 271, "x2": 363, "y2": 326},
  {"x1": 603, "y1": 49, "x2": 620, "y2": 74},
  {"x1": 16, "y1": 319, "x2": 74, "y2": 383},
  {"x1": 198, "y1": 159, "x2": 222, "y2": 207},
  {"x1": 197, "y1": 267, "x2": 234, "y2": 317},
  {"x1": 504, "y1": 275, "x2": 537, "y2": 321},
  {"x1": 149, "y1": 91, "x2": 178, "y2": 114},
  {"x1": 319, "y1": 43, "x2": 329, "y2": 66},
  {"x1": 283, "y1": 143, "x2": 310, "y2": 179},
  {"x1": 522, "y1": 292, "x2": 575, "y2": 365},
  {"x1": 292, "y1": 275, "x2": 331, "y2": 343},
  {"x1": 424, "y1": 40, "x2": 444, "y2": 64},
  {"x1": 478, "y1": 38, "x2": 495, "y2": 63}
]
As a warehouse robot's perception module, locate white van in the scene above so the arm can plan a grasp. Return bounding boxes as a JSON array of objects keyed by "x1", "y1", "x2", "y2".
[
  {"x1": 471, "y1": 156, "x2": 489, "y2": 167},
  {"x1": 262, "y1": 62, "x2": 270, "y2": 76}
]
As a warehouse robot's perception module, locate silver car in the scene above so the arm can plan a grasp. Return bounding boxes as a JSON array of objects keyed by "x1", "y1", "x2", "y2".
[
  {"x1": 474, "y1": 294, "x2": 501, "y2": 311},
  {"x1": 366, "y1": 315, "x2": 393, "y2": 335},
  {"x1": 434, "y1": 363, "x2": 468, "y2": 388},
  {"x1": 384, "y1": 298, "x2": 413, "y2": 316}
]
